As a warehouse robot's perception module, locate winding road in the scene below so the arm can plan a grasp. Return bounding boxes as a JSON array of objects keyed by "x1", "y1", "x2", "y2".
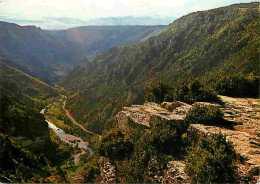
[{"x1": 62, "y1": 100, "x2": 96, "y2": 136}]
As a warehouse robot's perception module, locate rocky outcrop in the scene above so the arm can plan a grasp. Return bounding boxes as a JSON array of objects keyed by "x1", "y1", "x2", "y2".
[
  {"x1": 115, "y1": 96, "x2": 260, "y2": 182},
  {"x1": 99, "y1": 158, "x2": 116, "y2": 184},
  {"x1": 188, "y1": 95, "x2": 260, "y2": 183},
  {"x1": 146, "y1": 158, "x2": 189, "y2": 183},
  {"x1": 116, "y1": 101, "x2": 192, "y2": 129},
  {"x1": 162, "y1": 161, "x2": 189, "y2": 183}
]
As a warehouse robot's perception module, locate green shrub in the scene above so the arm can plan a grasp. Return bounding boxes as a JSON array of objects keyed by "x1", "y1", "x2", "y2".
[
  {"x1": 185, "y1": 104, "x2": 223, "y2": 125},
  {"x1": 99, "y1": 130, "x2": 133, "y2": 160},
  {"x1": 147, "y1": 119, "x2": 180, "y2": 154},
  {"x1": 168, "y1": 79, "x2": 219, "y2": 104},
  {"x1": 186, "y1": 133, "x2": 238, "y2": 183},
  {"x1": 80, "y1": 162, "x2": 99, "y2": 183},
  {"x1": 116, "y1": 131, "x2": 168, "y2": 183},
  {"x1": 145, "y1": 79, "x2": 219, "y2": 104},
  {"x1": 212, "y1": 73, "x2": 259, "y2": 97},
  {"x1": 145, "y1": 82, "x2": 173, "y2": 103}
]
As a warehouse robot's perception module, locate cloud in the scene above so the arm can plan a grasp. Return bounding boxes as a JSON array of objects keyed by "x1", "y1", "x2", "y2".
[{"x1": 0, "y1": 0, "x2": 186, "y2": 19}]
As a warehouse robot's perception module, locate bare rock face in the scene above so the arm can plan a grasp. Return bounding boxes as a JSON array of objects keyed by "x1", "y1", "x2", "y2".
[
  {"x1": 116, "y1": 101, "x2": 192, "y2": 129},
  {"x1": 188, "y1": 95, "x2": 260, "y2": 183}
]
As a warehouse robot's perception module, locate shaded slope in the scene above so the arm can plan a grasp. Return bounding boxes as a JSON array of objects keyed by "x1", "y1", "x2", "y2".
[
  {"x1": 0, "y1": 22, "x2": 166, "y2": 82},
  {"x1": 0, "y1": 134, "x2": 68, "y2": 183},
  {"x1": 0, "y1": 22, "x2": 79, "y2": 82}
]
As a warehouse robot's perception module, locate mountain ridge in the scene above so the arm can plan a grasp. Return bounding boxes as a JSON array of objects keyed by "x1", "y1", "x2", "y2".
[
  {"x1": 61, "y1": 2, "x2": 259, "y2": 134},
  {"x1": 0, "y1": 21, "x2": 167, "y2": 82}
]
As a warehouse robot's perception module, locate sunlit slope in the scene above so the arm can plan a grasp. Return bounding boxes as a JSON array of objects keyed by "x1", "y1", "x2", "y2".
[
  {"x1": 0, "y1": 62, "x2": 58, "y2": 109},
  {"x1": 62, "y1": 2, "x2": 259, "y2": 134}
]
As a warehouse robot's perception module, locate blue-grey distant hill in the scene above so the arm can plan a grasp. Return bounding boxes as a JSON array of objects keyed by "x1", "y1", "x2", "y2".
[
  {"x1": 46, "y1": 25, "x2": 167, "y2": 61},
  {"x1": 0, "y1": 16, "x2": 174, "y2": 29},
  {"x1": 0, "y1": 21, "x2": 168, "y2": 82}
]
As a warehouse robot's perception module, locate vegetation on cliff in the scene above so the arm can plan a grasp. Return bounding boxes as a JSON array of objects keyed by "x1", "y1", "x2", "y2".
[
  {"x1": 185, "y1": 104, "x2": 223, "y2": 125},
  {"x1": 186, "y1": 133, "x2": 238, "y2": 183}
]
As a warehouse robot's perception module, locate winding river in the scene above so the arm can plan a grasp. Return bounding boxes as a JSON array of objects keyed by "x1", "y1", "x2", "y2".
[{"x1": 41, "y1": 107, "x2": 94, "y2": 164}]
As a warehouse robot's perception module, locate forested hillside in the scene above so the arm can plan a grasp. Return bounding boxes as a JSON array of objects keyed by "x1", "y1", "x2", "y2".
[
  {"x1": 46, "y1": 25, "x2": 166, "y2": 60},
  {"x1": 62, "y1": 2, "x2": 259, "y2": 134},
  {"x1": 0, "y1": 63, "x2": 73, "y2": 182},
  {"x1": 0, "y1": 134, "x2": 68, "y2": 183},
  {"x1": 0, "y1": 62, "x2": 55, "y2": 152}
]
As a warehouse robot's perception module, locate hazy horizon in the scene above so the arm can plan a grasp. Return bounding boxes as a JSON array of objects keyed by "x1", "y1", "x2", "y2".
[{"x1": 0, "y1": 0, "x2": 254, "y2": 29}]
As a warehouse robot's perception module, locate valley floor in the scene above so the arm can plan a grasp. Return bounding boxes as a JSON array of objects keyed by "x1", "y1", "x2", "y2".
[{"x1": 43, "y1": 96, "x2": 94, "y2": 165}]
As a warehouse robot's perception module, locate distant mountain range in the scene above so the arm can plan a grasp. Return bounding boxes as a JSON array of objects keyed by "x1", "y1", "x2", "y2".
[
  {"x1": 0, "y1": 16, "x2": 175, "y2": 30},
  {"x1": 0, "y1": 21, "x2": 167, "y2": 82},
  {"x1": 85, "y1": 16, "x2": 175, "y2": 26}
]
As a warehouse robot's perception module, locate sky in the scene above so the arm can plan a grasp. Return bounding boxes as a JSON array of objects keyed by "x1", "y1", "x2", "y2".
[{"x1": 0, "y1": 0, "x2": 254, "y2": 29}]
